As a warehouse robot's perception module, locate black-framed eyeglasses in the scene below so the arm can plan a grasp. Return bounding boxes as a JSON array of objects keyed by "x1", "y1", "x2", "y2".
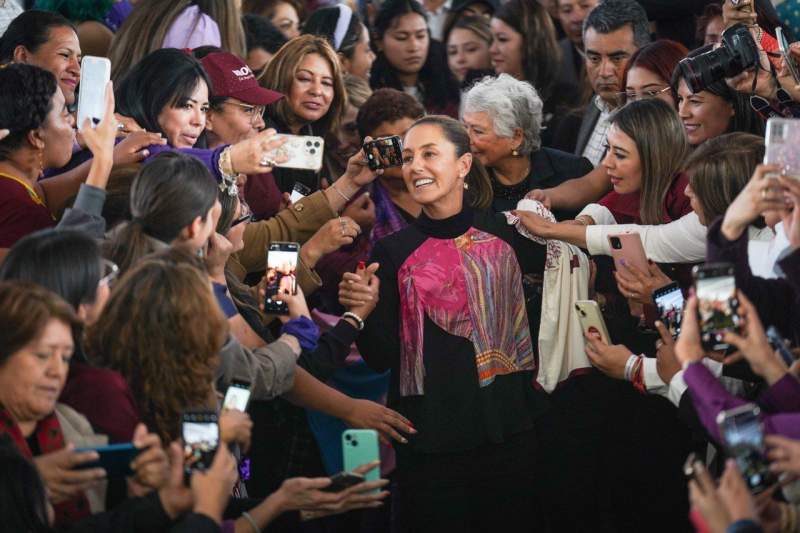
[{"x1": 231, "y1": 214, "x2": 254, "y2": 227}]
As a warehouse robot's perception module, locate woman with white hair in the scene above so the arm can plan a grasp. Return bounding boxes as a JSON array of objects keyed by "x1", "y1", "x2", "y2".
[{"x1": 462, "y1": 73, "x2": 593, "y2": 218}]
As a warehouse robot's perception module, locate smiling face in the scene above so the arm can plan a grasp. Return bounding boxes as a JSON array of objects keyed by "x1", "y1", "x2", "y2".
[
  {"x1": 287, "y1": 53, "x2": 334, "y2": 125},
  {"x1": 676, "y1": 78, "x2": 734, "y2": 147},
  {"x1": 380, "y1": 13, "x2": 429, "y2": 77},
  {"x1": 21, "y1": 26, "x2": 81, "y2": 106},
  {"x1": 402, "y1": 122, "x2": 472, "y2": 217},
  {"x1": 0, "y1": 319, "x2": 73, "y2": 425},
  {"x1": 343, "y1": 26, "x2": 376, "y2": 80},
  {"x1": 463, "y1": 111, "x2": 518, "y2": 168},
  {"x1": 157, "y1": 81, "x2": 209, "y2": 148},
  {"x1": 601, "y1": 124, "x2": 642, "y2": 195},
  {"x1": 41, "y1": 86, "x2": 77, "y2": 169},
  {"x1": 489, "y1": 18, "x2": 524, "y2": 79},
  {"x1": 447, "y1": 27, "x2": 491, "y2": 82}
]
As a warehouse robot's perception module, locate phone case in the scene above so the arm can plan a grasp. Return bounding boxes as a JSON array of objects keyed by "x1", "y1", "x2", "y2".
[
  {"x1": 608, "y1": 232, "x2": 649, "y2": 275},
  {"x1": 264, "y1": 135, "x2": 324, "y2": 171},
  {"x1": 76, "y1": 56, "x2": 111, "y2": 129},
  {"x1": 765, "y1": 118, "x2": 800, "y2": 179},
  {"x1": 75, "y1": 443, "x2": 141, "y2": 478},
  {"x1": 574, "y1": 300, "x2": 611, "y2": 345},
  {"x1": 693, "y1": 263, "x2": 739, "y2": 350},
  {"x1": 777, "y1": 28, "x2": 800, "y2": 83},
  {"x1": 342, "y1": 429, "x2": 379, "y2": 493},
  {"x1": 264, "y1": 242, "x2": 299, "y2": 314},
  {"x1": 364, "y1": 136, "x2": 403, "y2": 170}
]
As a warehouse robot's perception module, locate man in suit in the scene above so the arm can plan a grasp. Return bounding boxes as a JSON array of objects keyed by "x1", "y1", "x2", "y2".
[
  {"x1": 552, "y1": 0, "x2": 650, "y2": 164},
  {"x1": 552, "y1": 0, "x2": 598, "y2": 110}
]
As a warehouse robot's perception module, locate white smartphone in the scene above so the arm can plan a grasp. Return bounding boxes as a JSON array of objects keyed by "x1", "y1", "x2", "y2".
[
  {"x1": 764, "y1": 117, "x2": 800, "y2": 179},
  {"x1": 777, "y1": 27, "x2": 800, "y2": 84},
  {"x1": 222, "y1": 380, "x2": 251, "y2": 412},
  {"x1": 575, "y1": 300, "x2": 612, "y2": 345},
  {"x1": 76, "y1": 56, "x2": 111, "y2": 129},
  {"x1": 263, "y1": 135, "x2": 324, "y2": 171}
]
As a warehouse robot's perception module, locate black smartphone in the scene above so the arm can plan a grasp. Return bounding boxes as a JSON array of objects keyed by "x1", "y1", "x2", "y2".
[
  {"x1": 363, "y1": 136, "x2": 403, "y2": 171},
  {"x1": 182, "y1": 411, "x2": 219, "y2": 477},
  {"x1": 716, "y1": 403, "x2": 776, "y2": 493},
  {"x1": 766, "y1": 326, "x2": 797, "y2": 367},
  {"x1": 75, "y1": 443, "x2": 142, "y2": 478},
  {"x1": 693, "y1": 263, "x2": 740, "y2": 351},
  {"x1": 264, "y1": 241, "x2": 299, "y2": 315},
  {"x1": 653, "y1": 282, "x2": 684, "y2": 339},
  {"x1": 222, "y1": 380, "x2": 252, "y2": 412},
  {"x1": 321, "y1": 471, "x2": 366, "y2": 492}
]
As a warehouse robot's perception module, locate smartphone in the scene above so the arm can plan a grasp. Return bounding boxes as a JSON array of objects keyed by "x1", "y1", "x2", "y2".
[
  {"x1": 693, "y1": 263, "x2": 741, "y2": 351},
  {"x1": 608, "y1": 233, "x2": 649, "y2": 275},
  {"x1": 321, "y1": 471, "x2": 366, "y2": 493},
  {"x1": 75, "y1": 443, "x2": 142, "y2": 478},
  {"x1": 716, "y1": 403, "x2": 776, "y2": 493},
  {"x1": 182, "y1": 411, "x2": 219, "y2": 476},
  {"x1": 264, "y1": 241, "x2": 299, "y2": 315},
  {"x1": 289, "y1": 182, "x2": 311, "y2": 204},
  {"x1": 777, "y1": 28, "x2": 800, "y2": 84},
  {"x1": 574, "y1": 300, "x2": 612, "y2": 345},
  {"x1": 263, "y1": 135, "x2": 324, "y2": 171},
  {"x1": 363, "y1": 136, "x2": 403, "y2": 171},
  {"x1": 76, "y1": 56, "x2": 111, "y2": 128},
  {"x1": 764, "y1": 117, "x2": 800, "y2": 179},
  {"x1": 222, "y1": 380, "x2": 251, "y2": 412},
  {"x1": 766, "y1": 325, "x2": 797, "y2": 366},
  {"x1": 342, "y1": 429, "x2": 380, "y2": 494},
  {"x1": 653, "y1": 282, "x2": 684, "y2": 339}
]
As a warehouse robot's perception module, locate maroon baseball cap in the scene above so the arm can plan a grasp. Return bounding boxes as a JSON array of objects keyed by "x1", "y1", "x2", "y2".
[{"x1": 202, "y1": 52, "x2": 283, "y2": 106}]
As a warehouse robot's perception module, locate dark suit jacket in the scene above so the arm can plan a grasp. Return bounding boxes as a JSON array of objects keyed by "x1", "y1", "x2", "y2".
[
  {"x1": 550, "y1": 99, "x2": 602, "y2": 157},
  {"x1": 491, "y1": 147, "x2": 594, "y2": 221}
]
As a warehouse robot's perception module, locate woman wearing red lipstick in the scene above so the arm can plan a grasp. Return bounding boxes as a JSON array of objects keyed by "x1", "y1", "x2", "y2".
[
  {"x1": 0, "y1": 10, "x2": 81, "y2": 107},
  {"x1": 369, "y1": 0, "x2": 461, "y2": 118}
]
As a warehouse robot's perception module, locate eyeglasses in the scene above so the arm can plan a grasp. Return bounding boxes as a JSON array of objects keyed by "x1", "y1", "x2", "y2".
[
  {"x1": 231, "y1": 214, "x2": 254, "y2": 227},
  {"x1": 618, "y1": 86, "x2": 672, "y2": 104},
  {"x1": 99, "y1": 259, "x2": 119, "y2": 287},
  {"x1": 224, "y1": 102, "x2": 265, "y2": 125}
]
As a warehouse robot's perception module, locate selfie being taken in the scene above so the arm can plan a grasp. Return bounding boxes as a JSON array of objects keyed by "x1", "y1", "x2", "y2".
[{"x1": 3, "y1": 0, "x2": 800, "y2": 532}]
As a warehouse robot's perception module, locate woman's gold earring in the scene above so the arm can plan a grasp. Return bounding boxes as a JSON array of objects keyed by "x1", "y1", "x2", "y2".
[
  {"x1": 463, "y1": 182, "x2": 469, "y2": 190},
  {"x1": 512, "y1": 148, "x2": 520, "y2": 157}
]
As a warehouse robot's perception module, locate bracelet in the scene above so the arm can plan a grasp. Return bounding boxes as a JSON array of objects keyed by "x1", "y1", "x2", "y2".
[
  {"x1": 342, "y1": 311, "x2": 364, "y2": 331},
  {"x1": 241, "y1": 511, "x2": 261, "y2": 533},
  {"x1": 330, "y1": 183, "x2": 351, "y2": 202},
  {"x1": 218, "y1": 146, "x2": 237, "y2": 181},
  {"x1": 624, "y1": 354, "x2": 638, "y2": 382}
]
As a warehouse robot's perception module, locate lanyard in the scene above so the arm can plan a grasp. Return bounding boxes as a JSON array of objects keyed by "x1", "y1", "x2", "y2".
[{"x1": 0, "y1": 172, "x2": 54, "y2": 218}]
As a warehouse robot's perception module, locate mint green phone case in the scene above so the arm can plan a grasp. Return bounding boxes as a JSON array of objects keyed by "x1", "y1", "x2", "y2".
[{"x1": 342, "y1": 429, "x2": 380, "y2": 492}]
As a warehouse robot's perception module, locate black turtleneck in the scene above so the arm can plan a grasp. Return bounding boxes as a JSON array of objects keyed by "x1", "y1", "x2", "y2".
[{"x1": 356, "y1": 207, "x2": 549, "y2": 469}]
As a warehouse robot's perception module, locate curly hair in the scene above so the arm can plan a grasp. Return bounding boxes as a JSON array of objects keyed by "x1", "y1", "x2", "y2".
[
  {"x1": 0, "y1": 63, "x2": 58, "y2": 161},
  {"x1": 84, "y1": 258, "x2": 227, "y2": 444},
  {"x1": 356, "y1": 88, "x2": 424, "y2": 139}
]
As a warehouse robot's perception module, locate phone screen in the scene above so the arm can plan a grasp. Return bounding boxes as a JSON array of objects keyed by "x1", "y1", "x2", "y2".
[
  {"x1": 719, "y1": 407, "x2": 774, "y2": 492},
  {"x1": 654, "y1": 285, "x2": 684, "y2": 338},
  {"x1": 264, "y1": 243, "x2": 299, "y2": 314},
  {"x1": 223, "y1": 382, "x2": 251, "y2": 412},
  {"x1": 696, "y1": 273, "x2": 737, "y2": 349},
  {"x1": 182, "y1": 415, "x2": 219, "y2": 474},
  {"x1": 289, "y1": 182, "x2": 311, "y2": 204},
  {"x1": 364, "y1": 136, "x2": 403, "y2": 170}
]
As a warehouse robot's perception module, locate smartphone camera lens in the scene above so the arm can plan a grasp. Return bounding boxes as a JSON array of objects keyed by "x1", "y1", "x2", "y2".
[
  {"x1": 610, "y1": 237, "x2": 622, "y2": 250},
  {"x1": 345, "y1": 434, "x2": 351, "y2": 441},
  {"x1": 309, "y1": 148, "x2": 316, "y2": 154},
  {"x1": 306, "y1": 141, "x2": 312, "y2": 147},
  {"x1": 352, "y1": 440, "x2": 359, "y2": 447},
  {"x1": 314, "y1": 141, "x2": 320, "y2": 147}
]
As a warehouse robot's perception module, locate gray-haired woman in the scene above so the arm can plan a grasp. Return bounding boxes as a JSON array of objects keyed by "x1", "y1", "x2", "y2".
[{"x1": 462, "y1": 73, "x2": 593, "y2": 218}]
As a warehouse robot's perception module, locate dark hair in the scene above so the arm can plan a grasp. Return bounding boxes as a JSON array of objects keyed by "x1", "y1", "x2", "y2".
[
  {"x1": 114, "y1": 48, "x2": 212, "y2": 139},
  {"x1": 583, "y1": 0, "x2": 651, "y2": 48},
  {"x1": 442, "y1": 0, "x2": 496, "y2": 42},
  {"x1": 370, "y1": 0, "x2": 460, "y2": 112},
  {"x1": 192, "y1": 45, "x2": 224, "y2": 60},
  {"x1": 696, "y1": 3, "x2": 723, "y2": 45},
  {"x1": 622, "y1": 39, "x2": 688, "y2": 106},
  {"x1": 356, "y1": 88, "x2": 425, "y2": 139},
  {"x1": 0, "y1": 435, "x2": 52, "y2": 533},
  {"x1": 0, "y1": 280, "x2": 79, "y2": 366},
  {"x1": 492, "y1": 0, "x2": 560, "y2": 100},
  {"x1": 0, "y1": 10, "x2": 76, "y2": 64},
  {"x1": 671, "y1": 45, "x2": 765, "y2": 141},
  {"x1": 105, "y1": 152, "x2": 218, "y2": 275},
  {"x1": 243, "y1": 13, "x2": 288, "y2": 55},
  {"x1": 303, "y1": 6, "x2": 364, "y2": 59},
  {"x1": 0, "y1": 64, "x2": 58, "y2": 160},
  {"x1": 0, "y1": 229, "x2": 102, "y2": 309},
  {"x1": 406, "y1": 115, "x2": 492, "y2": 210},
  {"x1": 242, "y1": 0, "x2": 304, "y2": 21}
]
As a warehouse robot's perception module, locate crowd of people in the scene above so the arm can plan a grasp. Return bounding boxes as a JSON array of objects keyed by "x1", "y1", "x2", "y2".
[{"x1": 2, "y1": 0, "x2": 800, "y2": 531}]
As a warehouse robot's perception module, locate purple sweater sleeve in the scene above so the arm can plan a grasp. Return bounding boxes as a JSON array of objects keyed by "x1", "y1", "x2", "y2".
[
  {"x1": 144, "y1": 144, "x2": 227, "y2": 182},
  {"x1": 758, "y1": 373, "x2": 800, "y2": 414},
  {"x1": 684, "y1": 362, "x2": 800, "y2": 442}
]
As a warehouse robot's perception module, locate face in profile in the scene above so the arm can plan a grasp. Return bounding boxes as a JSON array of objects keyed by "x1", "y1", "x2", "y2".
[{"x1": 601, "y1": 124, "x2": 643, "y2": 195}]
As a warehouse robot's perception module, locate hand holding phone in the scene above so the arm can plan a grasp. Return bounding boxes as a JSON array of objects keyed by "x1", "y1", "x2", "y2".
[
  {"x1": 182, "y1": 411, "x2": 219, "y2": 477},
  {"x1": 321, "y1": 471, "x2": 366, "y2": 492},
  {"x1": 574, "y1": 300, "x2": 611, "y2": 345},
  {"x1": 764, "y1": 118, "x2": 800, "y2": 179},
  {"x1": 264, "y1": 242, "x2": 300, "y2": 314},
  {"x1": 77, "y1": 56, "x2": 111, "y2": 129},
  {"x1": 693, "y1": 263, "x2": 741, "y2": 351},
  {"x1": 262, "y1": 135, "x2": 324, "y2": 171},
  {"x1": 653, "y1": 282, "x2": 685, "y2": 339},
  {"x1": 223, "y1": 380, "x2": 252, "y2": 412},
  {"x1": 363, "y1": 136, "x2": 403, "y2": 171},
  {"x1": 716, "y1": 404, "x2": 776, "y2": 493},
  {"x1": 342, "y1": 430, "x2": 380, "y2": 494},
  {"x1": 75, "y1": 443, "x2": 142, "y2": 478}
]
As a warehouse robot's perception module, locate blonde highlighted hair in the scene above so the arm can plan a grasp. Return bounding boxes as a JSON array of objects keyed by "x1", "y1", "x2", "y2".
[{"x1": 258, "y1": 34, "x2": 346, "y2": 136}]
